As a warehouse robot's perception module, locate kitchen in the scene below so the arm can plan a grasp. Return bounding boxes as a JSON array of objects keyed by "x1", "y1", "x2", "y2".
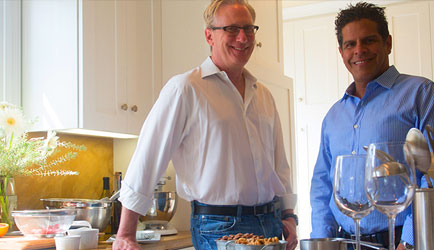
[{"x1": 1, "y1": 0, "x2": 434, "y2": 249}]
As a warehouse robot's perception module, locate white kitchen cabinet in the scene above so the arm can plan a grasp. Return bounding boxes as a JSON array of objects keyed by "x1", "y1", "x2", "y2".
[
  {"x1": 22, "y1": 0, "x2": 162, "y2": 136},
  {"x1": 247, "y1": 0, "x2": 284, "y2": 74}
]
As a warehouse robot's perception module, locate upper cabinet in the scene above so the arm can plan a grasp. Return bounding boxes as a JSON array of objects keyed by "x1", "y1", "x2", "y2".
[
  {"x1": 247, "y1": 0, "x2": 284, "y2": 73},
  {"x1": 22, "y1": 0, "x2": 162, "y2": 136}
]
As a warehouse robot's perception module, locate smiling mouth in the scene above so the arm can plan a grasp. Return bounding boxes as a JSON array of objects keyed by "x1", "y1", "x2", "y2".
[
  {"x1": 353, "y1": 58, "x2": 372, "y2": 65},
  {"x1": 231, "y1": 45, "x2": 249, "y2": 51}
]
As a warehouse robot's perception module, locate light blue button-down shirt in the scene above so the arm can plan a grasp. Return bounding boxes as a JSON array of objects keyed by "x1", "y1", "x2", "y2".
[{"x1": 310, "y1": 65, "x2": 434, "y2": 245}]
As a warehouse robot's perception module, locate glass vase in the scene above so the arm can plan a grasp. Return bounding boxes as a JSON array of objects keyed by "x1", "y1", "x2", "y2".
[{"x1": 0, "y1": 177, "x2": 17, "y2": 231}]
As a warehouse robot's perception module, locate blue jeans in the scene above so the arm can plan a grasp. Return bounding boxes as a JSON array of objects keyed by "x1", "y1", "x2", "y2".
[{"x1": 190, "y1": 201, "x2": 283, "y2": 250}]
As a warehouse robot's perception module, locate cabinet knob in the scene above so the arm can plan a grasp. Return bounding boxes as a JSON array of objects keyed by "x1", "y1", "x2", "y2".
[
  {"x1": 256, "y1": 42, "x2": 262, "y2": 48},
  {"x1": 121, "y1": 104, "x2": 128, "y2": 111},
  {"x1": 131, "y1": 105, "x2": 138, "y2": 112}
]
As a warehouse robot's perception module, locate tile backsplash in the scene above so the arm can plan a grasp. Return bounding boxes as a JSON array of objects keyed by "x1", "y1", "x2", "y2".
[{"x1": 15, "y1": 132, "x2": 114, "y2": 210}]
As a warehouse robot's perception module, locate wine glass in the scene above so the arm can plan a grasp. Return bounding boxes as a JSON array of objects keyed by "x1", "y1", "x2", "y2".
[
  {"x1": 334, "y1": 154, "x2": 374, "y2": 250},
  {"x1": 365, "y1": 142, "x2": 416, "y2": 250}
]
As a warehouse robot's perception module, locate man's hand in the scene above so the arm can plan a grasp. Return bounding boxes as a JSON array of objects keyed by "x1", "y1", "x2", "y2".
[
  {"x1": 282, "y1": 218, "x2": 297, "y2": 250},
  {"x1": 112, "y1": 206, "x2": 141, "y2": 250},
  {"x1": 281, "y1": 209, "x2": 297, "y2": 250},
  {"x1": 396, "y1": 243, "x2": 405, "y2": 250},
  {"x1": 113, "y1": 236, "x2": 141, "y2": 250}
]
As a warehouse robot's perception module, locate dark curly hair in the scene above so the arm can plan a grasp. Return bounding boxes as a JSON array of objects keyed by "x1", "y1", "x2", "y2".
[{"x1": 335, "y1": 2, "x2": 389, "y2": 48}]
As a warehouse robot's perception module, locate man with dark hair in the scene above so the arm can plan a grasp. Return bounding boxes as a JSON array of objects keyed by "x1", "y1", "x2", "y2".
[
  {"x1": 310, "y1": 2, "x2": 434, "y2": 250},
  {"x1": 113, "y1": 0, "x2": 298, "y2": 249}
]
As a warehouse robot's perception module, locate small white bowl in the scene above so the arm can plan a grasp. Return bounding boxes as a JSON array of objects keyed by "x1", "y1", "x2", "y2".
[{"x1": 54, "y1": 235, "x2": 81, "y2": 250}]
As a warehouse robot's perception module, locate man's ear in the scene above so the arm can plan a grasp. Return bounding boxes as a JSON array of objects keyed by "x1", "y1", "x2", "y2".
[
  {"x1": 338, "y1": 46, "x2": 343, "y2": 58},
  {"x1": 205, "y1": 28, "x2": 214, "y2": 47},
  {"x1": 386, "y1": 35, "x2": 392, "y2": 54}
]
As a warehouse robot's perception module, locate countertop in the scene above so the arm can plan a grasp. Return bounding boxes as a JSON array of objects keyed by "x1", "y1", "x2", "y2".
[
  {"x1": 96, "y1": 231, "x2": 193, "y2": 250},
  {"x1": 0, "y1": 231, "x2": 192, "y2": 250}
]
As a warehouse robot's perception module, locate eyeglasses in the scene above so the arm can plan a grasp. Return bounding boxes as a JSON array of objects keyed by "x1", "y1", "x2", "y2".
[{"x1": 210, "y1": 25, "x2": 259, "y2": 36}]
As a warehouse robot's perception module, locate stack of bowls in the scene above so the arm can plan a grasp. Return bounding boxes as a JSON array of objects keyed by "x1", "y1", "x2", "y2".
[{"x1": 41, "y1": 198, "x2": 112, "y2": 232}]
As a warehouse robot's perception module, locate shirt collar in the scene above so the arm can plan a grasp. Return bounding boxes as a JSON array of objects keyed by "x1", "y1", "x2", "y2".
[
  {"x1": 200, "y1": 56, "x2": 258, "y2": 90},
  {"x1": 340, "y1": 65, "x2": 400, "y2": 102}
]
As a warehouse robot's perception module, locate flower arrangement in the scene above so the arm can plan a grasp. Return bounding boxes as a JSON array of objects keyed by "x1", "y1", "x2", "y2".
[
  {"x1": 0, "y1": 102, "x2": 86, "y2": 228},
  {"x1": 0, "y1": 102, "x2": 86, "y2": 177}
]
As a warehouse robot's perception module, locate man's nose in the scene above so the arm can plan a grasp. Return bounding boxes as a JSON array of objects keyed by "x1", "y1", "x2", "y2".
[
  {"x1": 236, "y1": 29, "x2": 249, "y2": 42},
  {"x1": 354, "y1": 42, "x2": 367, "y2": 54}
]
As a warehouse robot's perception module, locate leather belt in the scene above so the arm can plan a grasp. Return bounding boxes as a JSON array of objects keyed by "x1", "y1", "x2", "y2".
[
  {"x1": 192, "y1": 200, "x2": 278, "y2": 216},
  {"x1": 339, "y1": 226, "x2": 402, "y2": 248}
]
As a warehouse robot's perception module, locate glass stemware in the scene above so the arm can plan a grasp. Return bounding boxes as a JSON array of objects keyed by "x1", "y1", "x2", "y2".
[
  {"x1": 334, "y1": 154, "x2": 373, "y2": 250},
  {"x1": 365, "y1": 142, "x2": 417, "y2": 250}
]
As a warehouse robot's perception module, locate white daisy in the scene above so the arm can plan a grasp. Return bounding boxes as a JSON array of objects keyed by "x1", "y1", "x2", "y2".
[
  {"x1": 0, "y1": 107, "x2": 30, "y2": 138},
  {"x1": 43, "y1": 130, "x2": 59, "y2": 154},
  {"x1": 0, "y1": 102, "x2": 17, "y2": 110}
]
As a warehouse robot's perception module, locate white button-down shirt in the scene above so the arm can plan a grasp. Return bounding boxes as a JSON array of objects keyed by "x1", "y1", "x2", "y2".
[{"x1": 119, "y1": 57, "x2": 296, "y2": 215}]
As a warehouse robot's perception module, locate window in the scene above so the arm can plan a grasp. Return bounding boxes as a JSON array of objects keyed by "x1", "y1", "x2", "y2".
[{"x1": 0, "y1": 0, "x2": 21, "y2": 106}]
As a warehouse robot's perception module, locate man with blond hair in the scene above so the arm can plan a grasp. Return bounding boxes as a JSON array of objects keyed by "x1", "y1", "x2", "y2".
[{"x1": 113, "y1": 1, "x2": 297, "y2": 249}]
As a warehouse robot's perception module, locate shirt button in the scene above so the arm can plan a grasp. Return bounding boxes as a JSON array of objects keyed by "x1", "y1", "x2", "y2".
[
  {"x1": 354, "y1": 124, "x2": 359, "y2": 129},
  {"x1": 352, "y1": 151, "x2": 356, "y2": 155}
]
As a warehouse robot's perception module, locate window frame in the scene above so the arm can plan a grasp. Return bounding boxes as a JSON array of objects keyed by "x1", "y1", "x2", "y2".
[{"x1": 0, "y1": 0, "x2": 21, "y2": 106}]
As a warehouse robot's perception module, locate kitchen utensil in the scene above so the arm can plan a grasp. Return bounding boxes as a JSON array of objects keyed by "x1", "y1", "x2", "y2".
[
  {"x1": 413, "y1": 188, "x2": 434, "y2": 250},
  {"x1": 11, "y1": 209, "x2": 76, "y2": 238},
  {"x1": 425, "y1": 125, "x2": 434, "y2": 152},
  {"x1": 363, "y1": 146, "x2": 395, "y2": 163},
  {"x1": 373, "y1": 162, "x2": 409, "y2": 178},
  {"x1": 54, "y1": 235, "x2": 81, "y2": 250},
  {"x1": 106, "y1": 231, "x2": 161, "y2": 243},
  {"x1": 67, "y1": 227, "x2": 98, "y2": 249},
  {"x1": 216, "y1": 240, "x2": 236, "y2": 250},
  {"x1": 41, "y1": 198, "x2": 112, "y2": 232},
  {"x1": 139, "y1": 191, "x2": 178, "y2": 235},
  {"x1": 99, "y1": 190, "x2": 120, "y2": 202},
  {"x1": 363, "y1": 145, "x2": 408, "y2": 178},
  {"x1": 406, "y1": 128, "x2": 433, "y2": 188},
  {"x1": 216, "y1": 240, "x2": 287, "y2": 250},
  {"x1": 299, "y1": 238, "x2": 386, "y2": 250}
]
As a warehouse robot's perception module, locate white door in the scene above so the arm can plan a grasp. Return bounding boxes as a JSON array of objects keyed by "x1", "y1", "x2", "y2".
[
  {"x1": 386, "y1": 1, "x2": 433, "y2": 80},
  {"x1": 284, "y1": 14, "x2": 350, "y2": 239}
]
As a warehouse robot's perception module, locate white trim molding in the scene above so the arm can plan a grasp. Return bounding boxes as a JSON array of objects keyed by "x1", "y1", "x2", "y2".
[
  {"x1": 0, "y1": 0, "x2": 21, "y2": 106},
  {"x1": 283, "y1": 0, "x2": 407, "y2": 21}
]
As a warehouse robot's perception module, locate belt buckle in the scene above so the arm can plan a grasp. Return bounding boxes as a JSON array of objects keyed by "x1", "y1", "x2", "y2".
[{"x1": 253, "y1": 206, "x2": 257, "y2": 215}]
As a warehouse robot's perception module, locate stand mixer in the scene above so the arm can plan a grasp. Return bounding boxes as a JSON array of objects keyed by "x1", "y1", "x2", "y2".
[{"x1": 137, "y1": 177, "x2": 178, "y2": 235}]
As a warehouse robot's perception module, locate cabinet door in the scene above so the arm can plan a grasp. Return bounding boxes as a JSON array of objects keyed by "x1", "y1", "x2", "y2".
[
  {"x1": 247, "y1": 0, "x2": 284, "y2": 73},
  {"x1": 386, "y1": 1, "x2": 433, "y2": 80},
  {"x1": 120, "y1": 0, "x2": 161, "y2": 135},
  {"x1": 82, "y1": 0, "x2": 160, "y2": 135},
  {"x1": 81, "y1": 0, "x2": 124, "y2": 132}
]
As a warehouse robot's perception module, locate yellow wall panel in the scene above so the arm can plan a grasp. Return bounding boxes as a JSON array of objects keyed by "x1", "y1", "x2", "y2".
[{"x1": 15, "y1": 133, "x2": 114, "y2": 210}]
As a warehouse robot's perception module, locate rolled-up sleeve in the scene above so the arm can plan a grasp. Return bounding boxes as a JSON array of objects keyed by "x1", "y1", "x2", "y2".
[{"x1": 119, "y1": 78, "x2": 189, "y2": 215}]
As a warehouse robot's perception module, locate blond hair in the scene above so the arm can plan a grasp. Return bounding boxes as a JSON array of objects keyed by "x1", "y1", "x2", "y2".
[{"x1": 203, "y1": 0, "x2": 256, "y2": 28}]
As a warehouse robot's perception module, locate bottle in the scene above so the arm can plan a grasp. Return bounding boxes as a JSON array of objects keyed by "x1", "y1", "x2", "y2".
[
  {"x1": 113, "y1": 172, "x2": 122, "y2": 194},
  {"x1": 100, "y1": 177, "x2": 111, "y2": 199},
  {"x1": 112, "y1": 172, "x2": 122, "y2": 234}
]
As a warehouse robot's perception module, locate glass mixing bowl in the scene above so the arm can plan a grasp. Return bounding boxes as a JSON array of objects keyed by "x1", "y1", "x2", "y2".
[{"x1": 12, "y1": 208, "x2": 76, "y2": 238}]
